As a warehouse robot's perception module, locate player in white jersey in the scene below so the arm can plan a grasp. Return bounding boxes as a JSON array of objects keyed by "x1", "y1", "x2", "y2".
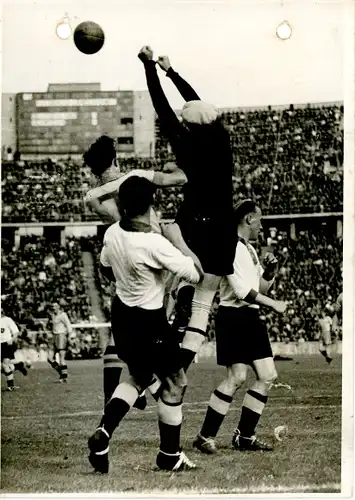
[
  {"x1": 193, "y1": 200, "x2": 287, "y2": 454},
  {"x1": 83, "y1": 135, "x2": 188, "y2": 407},
  {"x1": 88, "y1": 176, "x2": 202, "y2": 473},
  {"x1": 318, "y1": 310, "x2": 333, "y2": 364},
  {"x1": 1, "y1": 310, "x2": 21, "y2": 391},
  {"x1": 332, "y1": 292, "x2": 343, "y2": 338},
  {"x1": 47, "y1": 303, "x2": 72, "y2": 382}
]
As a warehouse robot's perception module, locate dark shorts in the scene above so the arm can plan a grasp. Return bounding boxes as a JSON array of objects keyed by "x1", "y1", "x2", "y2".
[
  {"x1": 1, "y1": 342, "x2": 15, "y2": 361},
  {"x1": 215, "y1": 306, "x2": 273, "y2": 366},
  {"x1": 111, "y1": 295, "x2": 183, "y2": 388},
  {"x1": 176, "y1": 213, "x2": 236, "y2": 276}
]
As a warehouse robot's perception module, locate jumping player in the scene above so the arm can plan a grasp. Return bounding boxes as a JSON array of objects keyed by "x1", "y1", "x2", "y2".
[
  {"x1": 138, "y1": 46, "x2": 237, "y2": 373},
  {"x1": 83, "y1": 136, "x2": 188, "y2": 406},
  {"x1": 193, "y1": 200, "x2": 287, "y2": 454}
]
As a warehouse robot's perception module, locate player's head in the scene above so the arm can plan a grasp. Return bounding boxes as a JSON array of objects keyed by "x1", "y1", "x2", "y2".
[
  {"x1": 52, "y1": 302, "x2": 61, "y2": 314},
  {"x1": 119, "y1": 176, "x2": 156, "y2": 218},
  {"x1": 235, "y1": 199, "x2": 262, "y2": 240},
  {"x1": 181, "y1": 100, "x2": 219, "y2": 127},
  {"x1": 83, "y1": 135, "x2": 119, "y2": 177}
]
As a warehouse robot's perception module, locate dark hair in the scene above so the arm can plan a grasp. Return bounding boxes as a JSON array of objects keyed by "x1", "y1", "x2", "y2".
[
  {"x1": 235, "y1": 199, "x2": 258, "y2": 225},
  {"x1": 83, "y1": 135, "x2": 116, "y2": 176},
  {"x1": 119, "y1": 176, "x2": 156, "y2": 218}
]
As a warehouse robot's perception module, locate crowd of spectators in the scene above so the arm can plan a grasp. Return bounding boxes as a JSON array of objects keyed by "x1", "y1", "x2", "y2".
[
  {"x1": 1, "y1": 236, "x2": 91, "y2": 324},
  {"x1": 0, "y1": 223, "x2": 342, "y2": 352},
  {"x1": 1, "y1": 104, "x2": 343, "y2": 222},
  {"x1": 155, "y1": 103, "x2": 344, "y2": 216},
  {"x1": 1, "y1": 236, "x2": 103, "y2": 358},
  {"x1": 1, "y1": 102, "x2": 343, "y2": 351},
  {"x1": 86, "y1": 226, "x2": 342, "y2": 344}
]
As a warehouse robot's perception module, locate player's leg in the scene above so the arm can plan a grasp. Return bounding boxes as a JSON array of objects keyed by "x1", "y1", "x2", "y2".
[
  {"x1": 103, "y1": 332, "x2": 148, "y2": 409},
  {"x1": 14, "y1": 360, "x2": 28, "y2": 376},
  {"x1": 103, "y1": 333, "x2": 124, "y2": 404},
  {"x1": 180, "y1": 273, "x2": 221, "y2": 371},
  {"x1": 2, "y1": 355, "x2": 18, "y2": 391},
  {"x1": 89, "y1": 373, "x2": 144, "y2": 473},
  {"x1": 194, "y1": 306, "x2": 248, "y2": 453},
  {"x1": 230, "y1": 309, "x2": 275, "y2": 451},
  {"x1": 88, "y1": 296, "x2": 151, "y2": 473},
  {"x1": 194, "y1": 363, "x2": 247, "y2": 454},
  {"x1": 171, "y1": 283, "x2": 195, "y2": 343},
  {"x1": 8, "y1": 342, "x2": 29, "y2": 376},
  {"x1": 154, "y1": 317, "x2": 196, "y2": 471},
  {"x1": 47, "y1": 341, "x2": 61, "y2": 375},
  {"x1": 156, "y1": 369, "x2": 196, "y2": 471},
  {"x1": 322, "y1": 331, "x2": 333, "y2": 364},
  {"x1": 58, "y1": 348, "x2": 68, "y2": 382},
  {"x1": 232, "y1": 357, "x2": 277, "y2": 451}
]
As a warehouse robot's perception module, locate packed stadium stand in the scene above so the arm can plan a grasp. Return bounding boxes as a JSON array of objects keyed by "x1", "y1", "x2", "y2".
[
  {"x1": 1, "y1": 103, "x2": 343, "y2": 355},
  {"x1": 1, "y1": 104, "x2": 343, "y2": 222}
]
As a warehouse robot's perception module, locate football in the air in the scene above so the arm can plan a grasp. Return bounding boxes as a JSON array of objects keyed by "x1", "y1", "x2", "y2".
[{"x1": 74, "y1": 21, "x2": 105, "y2": 55}]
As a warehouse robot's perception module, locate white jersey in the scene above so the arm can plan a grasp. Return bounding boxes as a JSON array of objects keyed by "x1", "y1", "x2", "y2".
[
  {"x1": 1, "y1": 316, "x2": 19, "y2": 343},
  {"x1": 101, "y1": 222, "x2": 200, "y2": 310},
  {"x1": 219, "y1": 239, "x2": 264, "y2": 309},
  {"x1": 319, "y1": 316, "x2": 332, "y2": 334},
  {"x1": 84, "y1": 169, "x2": 161, "y2": 233}
]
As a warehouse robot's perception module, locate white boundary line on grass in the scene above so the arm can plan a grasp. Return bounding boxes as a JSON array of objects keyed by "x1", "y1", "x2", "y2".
[
  {"x1": 128, "y1": 482, "x2": 342, "y2": 495},
  {"x1": 2, "y1": 401, "x2": 341, "y2": 420}
]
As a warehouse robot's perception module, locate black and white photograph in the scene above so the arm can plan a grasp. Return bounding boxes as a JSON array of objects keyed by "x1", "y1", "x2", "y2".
[{"x1": 1, "y1": 0, "x2": 354, "y2": 496}]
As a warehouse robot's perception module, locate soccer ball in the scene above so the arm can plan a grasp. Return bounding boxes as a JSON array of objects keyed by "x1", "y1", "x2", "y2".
[{"x1": 74, "y1": 21, "x2": 105, "y2": 55}]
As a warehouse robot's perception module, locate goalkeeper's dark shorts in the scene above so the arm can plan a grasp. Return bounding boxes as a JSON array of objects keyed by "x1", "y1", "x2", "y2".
[{"x1": 176, "y1": 212, "x2": 237, "y2": 276}]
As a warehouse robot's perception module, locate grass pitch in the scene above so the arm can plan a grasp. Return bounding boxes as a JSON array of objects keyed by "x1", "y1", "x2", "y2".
[{"x1": 1, "y1": 355, "x2": 341, "y2": 494}]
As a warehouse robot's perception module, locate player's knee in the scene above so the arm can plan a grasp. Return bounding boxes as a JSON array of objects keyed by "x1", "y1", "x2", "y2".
[
  {"x1": 161, "y1": 370, "x2": 187, "y2": 403},
  {"x1": 191, "y1": 275, "x2": 220, "y2": 313},
  {"x1": 2, "y1": 359, "x2": 12, "y2": 373},
  {"x1": 126, "y1": 375, "x2": 145, "y2": 395},
  {"x1": 259, "y1": 370, "x2": 277, "y2": 390},
  {"x1": 227, "y1": 372, "x2": 247, "y2": 391}
]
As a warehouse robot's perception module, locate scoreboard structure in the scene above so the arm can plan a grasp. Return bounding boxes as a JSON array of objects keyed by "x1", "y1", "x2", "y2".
[{"x1": 15, "y1": 83, "x2": 155, "y2": 158}]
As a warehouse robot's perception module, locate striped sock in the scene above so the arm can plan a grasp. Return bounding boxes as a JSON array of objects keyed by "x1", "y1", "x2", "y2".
[
  {"x1": 158, "y1": 398, "x2": 183, "y2": 455},
  {"x1": 101, "y1": 382, "x2": 138, "y2": 437},
  {"x1": 60, "y1": 364, "x2": 68, "y2": 379},
  {"x1": 180, "y1": 327, "x2": 206, "y2": 372},
  {"x1": 5, "y1": 369, "x2": 14, "y2": 388},
  {"x1": 237, "y1": 389, "x2": 268, "y2": 438},
  {"x1": 200, "y1": 389, "x2": 233, "y2": 438},
  {"x1": 181, "y1": 294, "x2": 214, "y2": 372},
  {"x1": 103, "y1": 344, "x2": 123, "y2": 404}
]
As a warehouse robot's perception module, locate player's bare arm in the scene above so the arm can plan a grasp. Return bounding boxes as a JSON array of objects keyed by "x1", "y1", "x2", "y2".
[
  {"x1": 226, "y1": 273, "x2": 287, "y2": 314},
  {"x1": 85, "y1": 167, "x2": 186, "y2": 223},
  {"x1": 152, "y1": 168, "x2": 187, "y2": 187},
  {"x1": 86, "y1": 197, "x2": 118, "y2": 224}
]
